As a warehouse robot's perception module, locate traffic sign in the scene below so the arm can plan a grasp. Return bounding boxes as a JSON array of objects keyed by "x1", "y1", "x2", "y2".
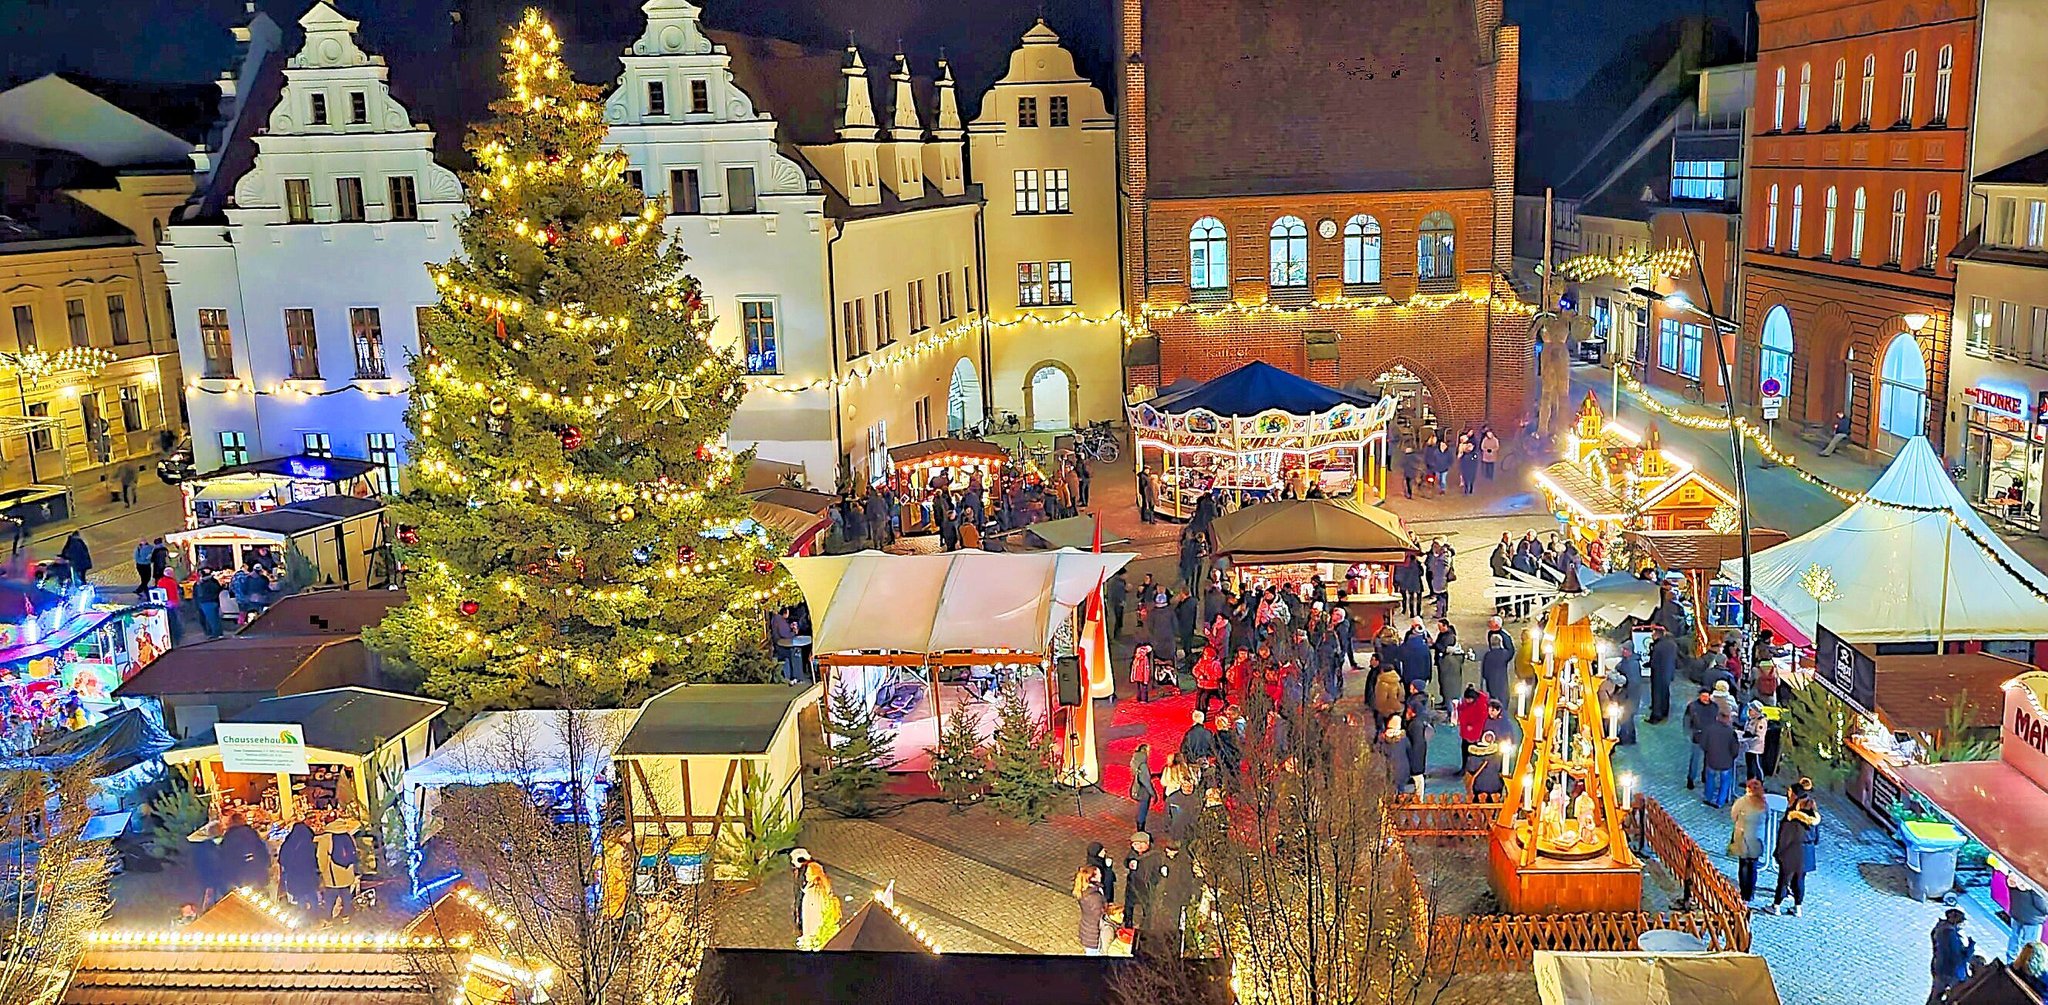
[
  {"x1": 1760, "y1": 376, "x2": 1784, "y2": 398},
  {"x1": 1761, "y1": 395, "x2": 1783, "y2": 420}
]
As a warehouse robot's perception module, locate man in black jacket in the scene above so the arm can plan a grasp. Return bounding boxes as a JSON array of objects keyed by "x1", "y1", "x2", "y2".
[
  {"x1": 1647, "y1": 627, "x2": 1679, "y2": 723},
  {"x1": 1683, "y1": 688, "x2": 1718, "y2": 789},
  {"x1": 1699, "y1": 709, "x2": 1742, "y2": 807},
  {"x1": 1122, "y1": 832, "x2": 1164, "y2": 933}
]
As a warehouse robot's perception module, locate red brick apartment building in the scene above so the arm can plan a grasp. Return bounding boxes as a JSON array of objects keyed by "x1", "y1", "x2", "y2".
[
  {"x1": 1742, "y1": 0, "x2": 1977, "y2": 456},
  {"x1": 1119, "y1": 0, "x2": 1531, "y2": 433}
]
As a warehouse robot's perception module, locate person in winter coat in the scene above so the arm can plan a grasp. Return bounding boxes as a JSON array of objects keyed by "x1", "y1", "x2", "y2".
[
  {"x1": 1371, "y1": 666, "x2": 1407, "y2": 729},
  {"x1": 1076, "y1": 866, "x2": 1109, "y2": 955},
  {"x1": 1165, "y1": 784, "x2": 1202, "y2": 844},
  {"x1": 1489, "y1": 534, "x2": 1513, "y2": 582},
  {"x1": 1741, "y1": 699, "x2": 1769, "y2": 781},
  {"x1": 1432, "y1": 620, "x2": 1465, "y2": 710},
  {"x1": 1930, "y1": 908, "x2": 1975, "y2": 998},
  {"x1": 1400, "y1": 447, "x2": 1423, "y2": 498},
  {"x1": 1398, "y1": 625, "x2": 1434, "y2": 688},
  {"x1": 1605, "y1": 647, "x2": 1639, "y2": 745},
  {"x1": 2012, "y1": 881, "x2": 2048, "y2": 961},
  {"x1": 1214, "y1": 707, "x2": 1244, "y2": 779},
  {"x1": 1456, "y1": 684, "x2": 1491, "y2": 752},
  {"x1": 1700, "y1": 709, "x2": 1742, "y2": 808},
  {"x1": 1122, "y1": 832, "x2": 1164, "y2": 934},
  {"x1": 1131, "y1": 644, "x2": 1155, "y2": 704},
  {"x1": 58, "y1": 531, "x2": 92, "y2": 584},
  {"x1": 216, "y1": 813, "x2": 269, "y2": 892},
  {"x1": 1684, "y1": 688, "x2": 1718, "y2": 788},
  {"x1": 1424, "y1": 543, "x2": 1454, "y2": 619},
  {"x1": 1465, "y1": 734, "x2": 1506, "y2": 799},
  {"x1": 1481, "y1": 429, "x2": 1501, "y2": 479},
  {"x1": 277, "y1": 820, "x2": 321, "y2": 909},
  {"x1": 1392, "y1": 555, "x2": 1424, "y2": 619},
  {"x1": 1147, "y1": 593, "x2": 1180, "y2": 672},
  {"x1": 1128, "y1": 742, "x2": 1156, "y2": 833},
  {"x1": 1330, "y1": 607, "x2": 1358, "y2": 668},
  {"x1": 1646, "y1": 628, "x2": 1679, "y2": 722},
  {"x1": 1192, "y1": 647, "x2": 1226, "y2": 716},
  {"x1": 314, "y1": 819, "x2": 361, "y2": 919},
  {"x1": 1403, "y1": 687, "x2": 1434, "y2": 792},
  {"x1": 1727, "y1": 779, "x2": 1771, "y2": 902},
  {"x1": 1178, "y1": 711, "x2": 1216, "y2": 765},
  {"x1": 1769, "y1": 797, "x2": 1821, "y2": 917},
  {"x1": 1313, "y1": 624, "x2": 1344, "y2": 704},
  {"x1": 1105, "y1": 569, "x2": 1128, "y2": 639},
  {"x1": 1480, "y1": 635, "x2": 1513, "y2": 711},
  {"x1": 1178, "y1": 529, "x2": 1204, "y2": 590},
  {"x1": 1458, "y1": 436, "x2": 1481, "y2": 494},
  {"x1": 1085, "y1": 841, "x2": 1118, "y2": 907}
]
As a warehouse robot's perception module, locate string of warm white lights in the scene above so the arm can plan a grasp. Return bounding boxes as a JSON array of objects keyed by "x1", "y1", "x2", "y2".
[
  {"x1": 1138, "y1": 289, "x2": 1538, "y2": 324},
  {"x1": 1556, "y1": 247, "x2": 1695, "y2": 283}
]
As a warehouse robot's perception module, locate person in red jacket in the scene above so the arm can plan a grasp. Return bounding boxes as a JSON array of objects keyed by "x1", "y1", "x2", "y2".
[
  {"x1": 1224, "y1": 647, "x2": 1251, "y2": 705},
  {"x1": 1192, "y1": 646, "x2": 1226, "y2": 716}
]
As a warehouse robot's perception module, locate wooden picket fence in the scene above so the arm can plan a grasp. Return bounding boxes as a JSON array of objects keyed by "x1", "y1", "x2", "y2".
[{"x1": 1387, "y1": 794, "x2": 1752, "y2": 972}]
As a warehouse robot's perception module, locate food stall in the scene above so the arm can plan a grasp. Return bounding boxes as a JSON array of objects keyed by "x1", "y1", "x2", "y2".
[
  {"x1": 1897, "y1": 672, "x2": 2048, "y2": 920},
  {"x1": 1536, "y1": 395, "x2": 1736, "y2": 548},
  {"x1": 164, "y1": 685, "x2": 443, "y2": 831},
  {"x1": 887, "y1": 438, "x2": 1008, "y2": 535},
  {"x1": 1128, "y1": 360, "x2": 1400, "y2": 520},
  {"x1": 0, "y1": 585, "x2": 171, "y2": 729},
  {"x1": 1626, "y1": 530, "x2": 1789, "y2": 651},
  {"x1": 165, "y1": 495, "x2": 388, "y2": 589},
  {"x1": 1208, "y1": 498, "x2": 1417, "y2": 639},
  {"x1": 182, "y1": 454, "x2": 381, "y2": 528}
]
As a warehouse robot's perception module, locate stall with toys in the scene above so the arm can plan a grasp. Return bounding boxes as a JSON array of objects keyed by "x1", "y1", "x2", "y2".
[
  {"x1": 1127, "y1": 360, "x2": 1400, "y2": 520},
  {"x1": 166, "y1": 495, "x2": 388, "y2": 591},
  {"x1": 1535, "y1": 394, "x2": 1737, "y2": 554},
  {"x1": 182, "y1": 454, "x2": 382, "y2": 528},
  {"x1": 0, "y1": 585, "x2": 170, "y2": 744},
  {"x1": 1492, "y1": 598, "x2": 1642, "y2": 913},
  {"x1": 1208, "y1": 497, "x2": 1418, "y2": 639},
  {"x1": 887, "y1": 438, "x2": 1008, "y2": 536}
]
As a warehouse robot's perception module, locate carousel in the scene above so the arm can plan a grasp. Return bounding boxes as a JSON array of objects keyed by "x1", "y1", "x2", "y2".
[{"x1": 1128, "y1": 361, "x2": 1400, "y2": 519}]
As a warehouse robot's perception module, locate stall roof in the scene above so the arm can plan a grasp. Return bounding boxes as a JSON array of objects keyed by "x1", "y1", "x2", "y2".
[
  {"x1": 700, "y1": 949, "x2": 1216, "y2": 1005},
  {"x1": 115, "y1": 636, "x2": 362, "y2": 698},
  {"x1": 1629, "y1": 530, "x2": 1791, "y2": 573},
  {"x1": 1210, "y1": 498, "x2": 1416, "y2": 564},
  {"x1": 1724, "y1": 437, "x2": 2048, "y2": 643},
  {"x1": 782, "y1": 550, "x2": 1134, "y2": 657},
  {"x1": 1532, "y1": 951, "x2": 1781, "y2": 1005},
  {"x1": 823, "y1": 897, "x2": 932, "y2": 953},
  {"x1": 618, "y1": 683, "x2": 816, "y2": 756},
  {"x1": 1872, "y1": 652, "x2": 2027, "y2": 733},
  {"x1": 887, "y1": 437, "x2": 1006, "y2": 466},
  {"x1": 0, "y1": 708, "x2": 173, "y2": 775},
  {"x1": 404, "y1": 708, "x2": 641, "y2": 788},
  {"x1": 172, "y1": 687, "x2": 444, "y2": 758},
  {"x1": 1897, "y1": 759, "x2": 2048, "y2": 889},
  {"x1": 1563, "y1": 571, "x2": 1663, "y2": 624},
  {"x1": 238, "y1": 590, "x2": 406, "y2": 638},
  {"x1": 1015, "y1": 515, "x2": 1129, "y2": 551},
  {"x1": 1538, "y1": 462, "x2": 1630, "y2": 520},
  {"x1": 744, "y1": 488, "x2": 834, "y2": 546},
  {"x1": 197, "y1": 454, "x2": 380, "y2": 484},
  {"x1": 168, "y1": 495, "x2": 384, "y2": 543},
  {"x1": 1148, "y1": 360, "x2": 1375, "y2": 417}
]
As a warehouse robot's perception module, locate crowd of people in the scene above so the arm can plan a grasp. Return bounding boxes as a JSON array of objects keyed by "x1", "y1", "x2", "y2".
[
  {"x1": 1398, "y1": 426, "x2": 1503, "y2": 498},
  {"x1": 185, "y1": 809, "x2": 366, "y2": 924},
  {"x1": 828, "y1": 452, "x2": 1094, "y2": 554}
]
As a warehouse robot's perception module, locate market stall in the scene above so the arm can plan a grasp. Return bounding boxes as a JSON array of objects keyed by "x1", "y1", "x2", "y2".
[
  {"x1": 1536, "y1": 396, "x2": 1736, "y2": 552},
  {"x1": 1127, "y1": 360, "x2": 1400, "y2": 519},
  {"x1": 887, "y1": 438, "x2": 1008, "y2": 535},
  {"x1": 0, "y1": 584, "x2": 171, "y2": 736},
  {"x1": 182, "y1": 454, "x2": 381, "y2": 528},
  {"x1": 1626, "y1": 530, "x2": 1789, "y2": 650},
  {"x1": 1722, "y1": 437, "x2": 2048, "y2": 664},
  {"x1": 1532, "y1": 951, "x2": 1781, "y2": 1005},
  {"x1": 1208, "y1": 498, "x2": 1417, "y2": 638},
  {"x1": 1897, "y1": 672, "x2": 2048, "y2": 911},
  {"x1": 165, "y1": 495, "x2": 388, "y2": 590},
  {"x1": 402, "y1": 707, "x2": 641, "y2": 840},
  {"x1": 744, "y1": 487, "x2": 836, "y2": 556},
  {"x1": 0, "y1": 707, "x2": 174, "y2": 834},
  {"x1": 781, "y1": 550, "x2": 1131, "y2": 778},
  {"x1": 164, "y1": 685, "x2": 443, "y2": 830}
]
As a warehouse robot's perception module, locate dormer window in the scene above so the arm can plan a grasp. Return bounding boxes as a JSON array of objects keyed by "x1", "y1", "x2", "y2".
[
  {"x1": 1018, "y1": 97, "x2": 1038, "y2": 128},
  {"x1": 1049, "y1": 95, "x2": 1069, "y2": 127},
  {"x1": 647, "y1": 81, "x2": 667, "y2": 117},
  {"x1": 310, "y1": 93, "x2": 328, "y2": 125},
  {"x1": 690, "y1": 80, "x2": 710, "y2": 114},
  {"x1": 349, "y1": 91, "x2": 367, "y2": 124}
]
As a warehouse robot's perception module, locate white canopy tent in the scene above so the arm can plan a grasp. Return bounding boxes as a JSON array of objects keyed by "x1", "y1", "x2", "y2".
[
  {"x1": 1533, "y1": 951, "x2": 1781, "y2": 1005},
  {"x1": 781, "y1": 549, "x2": 1134, "y2": 657},
  {"x1": 1722, "y1": 437, "x2": 2048, "y2": 643},
  {"x1": 399, "y1": 708, "x2": 641, "y2": 861}
]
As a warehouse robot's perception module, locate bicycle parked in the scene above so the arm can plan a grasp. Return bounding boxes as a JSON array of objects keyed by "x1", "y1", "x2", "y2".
[{"x1": 1073, "y1": 420, "x2": 1121, "y2": 464}]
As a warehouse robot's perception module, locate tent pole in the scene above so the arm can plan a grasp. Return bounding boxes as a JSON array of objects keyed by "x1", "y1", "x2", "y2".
[{"x1": 1937, "y1": 519, "x2": 1952, "y2": 650}]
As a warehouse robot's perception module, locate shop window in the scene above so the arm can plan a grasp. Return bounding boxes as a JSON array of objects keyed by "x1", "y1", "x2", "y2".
[{"x1": 367, "y1": 432, "x2": 398, "y2": 495}]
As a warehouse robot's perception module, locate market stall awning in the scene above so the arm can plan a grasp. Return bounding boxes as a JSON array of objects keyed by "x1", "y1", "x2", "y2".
[
  {"x1": 1209, "y1": 498, "x2": 1415, "y2": 564},
  {"x1": 403, "y1": 708, "x2": 640, "y2": 789},
  {"x1": 167, "y1": 686, "x2": 445, "y2": 761},
  {"x1": 1868, "y1": 651, "x2": 2027, "y2": 734},
  {"x1": 744, "y1": 487, "x2": 835, "y2": 550},
  {"x1": 1013, "y1": 515, "x2": 1128, "y2": 551},
  {"x1": 0, "y1": 708, "x2": 173, "y2": 775},
  {"x1": 1724, "y1": 437, "x2": 2048, "y2": 643},
  {"x1": 196, "y1": 454, "x2": 381, "y2": 484},
  {"x1": 1628, "y1": 530, "x2": 1791, "y2": 573},
  {"x1": 1563, "y1": 572, "x2": 1663, "y2": 624},
  {"x1": 167, "y1": 495, "x2": 385, "y2": 546},
  {"x1": 782, "y1": 550, "x2": 1134, "y2": 657},
  {"x1": 1148, "y1": 360, "x2": 1376, "y2": 417},
  {"x1": 887, "y1": 437, "x2": 1006, "y2": 466},
  {"x1": 1533, "y1": 951, "x2": 1781, "y2": 1004},
  {"x1": 1536, "y1": 462, "x2": 1629, "y2": 521},
  {"x1": 618, "y1": 682, "x2": 819, "y2": 756}
]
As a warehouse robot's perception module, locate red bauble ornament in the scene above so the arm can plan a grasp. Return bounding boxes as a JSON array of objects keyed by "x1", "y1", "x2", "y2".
[
  {"x1": 459, "y1": 600, "x2": 481, "y2": 616},
  {"x1": 397, "y1": 525, "x2": 419, "y2": 546},
  {"x1": 676, "y1": 545, "x2": 697, "y2": 563},
  {"x1": 542, "y1": 227, "x2": 560, "y2": 245},
  {"x1": 559, "y1": 426, "x2": 584, "y2": 451},
  {"x1": 753, "y1": 559, "x2": 775, "y2": 575},
  {"x1": 611, "y1": 233, "x2": 628, "y2": 246},
  {"x1": 694, "y1": 444, "x2": 711, "y2": 462}
]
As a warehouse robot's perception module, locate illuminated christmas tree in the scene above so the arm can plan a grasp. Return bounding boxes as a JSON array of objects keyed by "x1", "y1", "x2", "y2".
[{"x1": 367, "y1": 11, "x2": 778, "y2": 709}]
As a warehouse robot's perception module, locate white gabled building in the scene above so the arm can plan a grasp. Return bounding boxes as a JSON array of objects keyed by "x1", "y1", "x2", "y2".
[{"x1": 162, "y1": 0, "x2": 463, "y2": 490}]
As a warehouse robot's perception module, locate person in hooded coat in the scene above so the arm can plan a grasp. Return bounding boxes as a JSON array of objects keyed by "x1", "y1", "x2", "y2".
[
  {"x1": 1085, "y1": 841, "x2": 1118, "y2": 906},
  {"x1": 314, "y1": 819, "x2": 361, "y2": 919},
  {"x1": 1147, "y1": 592, "x2": 1180, "y2": 674},
  {"x1": 1432, "y1": 619, "x2": 1464, "y2": 710},
  {"x1": 216, "y1": 813, "x2": 269, "y2": 893},
  {"x1": 277, "y1": 820, "x2": 322, "y2": 909},
  {"x1": 1647, "y1": 627, "x2": 1679, "y2": 723},
  {"x1": 1480, "y1": 635, "x2": 1513, "y2": 709},
  {"x1": 1398, "y1": 626, "x2": 1433, "y2": 688}
]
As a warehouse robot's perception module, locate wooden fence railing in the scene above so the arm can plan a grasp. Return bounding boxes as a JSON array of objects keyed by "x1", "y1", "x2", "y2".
[{"x1": 1388, "y1": 794, "x2": 1752, "y2": 972}]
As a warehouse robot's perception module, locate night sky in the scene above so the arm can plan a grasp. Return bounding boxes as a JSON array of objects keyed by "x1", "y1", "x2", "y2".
[{"x1": 6, "y1": 0, "x2": 1751, "y2": 102}]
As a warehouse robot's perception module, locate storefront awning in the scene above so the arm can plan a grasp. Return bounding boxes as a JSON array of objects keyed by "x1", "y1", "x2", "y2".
[
  {"x1": 782, "y1": 550, "x2": 1133, "y2": 657},
  {"x1": 1210, "y1": 498, "x2": 1415, "y2": 564}
]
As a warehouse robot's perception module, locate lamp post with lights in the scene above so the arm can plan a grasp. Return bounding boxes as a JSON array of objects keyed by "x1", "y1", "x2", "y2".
[{"x1": 0, "y1": 346, "x2": 115, "y2": 486}]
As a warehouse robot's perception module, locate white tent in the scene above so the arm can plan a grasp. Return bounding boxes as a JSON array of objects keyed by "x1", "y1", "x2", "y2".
[
  {"x1": 781, "y1": 549, "x2": 1134, "y2": 656},
  {"x1": 402, "y1": 708, "x2": 640, "y2": 789},
  {"x1": 1533, "y1": 951, "x2": 1780, "y2": 1005},
  {"x1": 1722, "y1": 437, "x2": 2048, "y2": 643}
]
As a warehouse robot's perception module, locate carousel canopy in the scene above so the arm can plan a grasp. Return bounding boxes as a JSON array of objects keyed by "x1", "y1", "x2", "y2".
[
  {"x1": 1721, "y1": 437, "x2": 2048, "y2": 643},
  {"x1": 1150, "y1": 360, "x2": 1376, "y2": 417},
  {"x1": 402, "y1": 708, "x2": 640, "y2": 789},
  {"x1": 782, "y1": 550, "x2": 1134, "y2": 657},
  {"x1": 1210, "y1": 498, "x2": 1415, "y2": 564}
]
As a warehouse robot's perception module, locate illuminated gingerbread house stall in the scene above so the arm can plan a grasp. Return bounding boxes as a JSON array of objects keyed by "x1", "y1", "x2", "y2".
[
  {"x1": 1535, "y1": 394, "x2": 1736, "y2": 548},
  {"x1": 1492, "y1": 599, "x2": 1642, "y2": 913}
]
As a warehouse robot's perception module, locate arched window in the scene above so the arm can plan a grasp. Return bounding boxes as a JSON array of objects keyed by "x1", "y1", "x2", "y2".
[
  {"x1": 1789, "y1": 185, "x2": 1804, "y2": 254},
  {"x1": 1860, "y1": 54, "x2": 1876, "y2": 125},
  {"x1": 1759, "y1": 305, "x2": 1795, "y2": 396},
  {"x1": 1831, "y1": 58, "x2": 1846, "y2": 126},
  {"x1": 1189, "y1": 216, "x2": 1229, "y2": 291},
  {"x1": 1268, "y1": 216, "x2": 1308, "y2": 287},
  {"x1": 1850, "y1": 187, "x2": 1867, "y2": 260},
  {"x1": 1878, "y1": 332, "x2": 1928, "y2": 438},
  {"x1": 1889, "y1": 189, "x2": 1907, "y2": 264},
  {"x1": 1766, "y1": 184, "x2": 1781, "y2": 249},
  {"x1": 1900, "y1": 49, "x2": 1918, "y2": 125},
  {"x1": 1923, "y1": 191, "x2": 1942, "y2": 269},
  {"x1": 1934, "y1": 45, "x2": 1953, "y2": 122},
  {"x1": 1797, "y1": 63, "x2": 1811, "y2": 129},
  {"x1": 1772, "y1": 66, "x2": 1786, "y2": 131},
  {"x1": 1342, "y1": 214, "x2": 1382, "y2": 285},
  {"x1": 1822, "y1": 186, "x2": 1839, "y2": 257},
  {"x1": 1418, "y1": 211, "x2": 1456, "y2": 281}
]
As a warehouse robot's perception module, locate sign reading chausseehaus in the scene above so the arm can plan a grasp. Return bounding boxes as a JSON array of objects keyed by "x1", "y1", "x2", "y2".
[{"x1": 215, "y1": 722, "x2": 310, "y2": 775}]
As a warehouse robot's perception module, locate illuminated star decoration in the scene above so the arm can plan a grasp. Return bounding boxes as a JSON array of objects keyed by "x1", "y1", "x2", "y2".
[
  {"x1": 638, "y1": 377, "x2": 691, "y2": 419},
  {"x1": 1797, "y1": 563, "x2": 1841, "y2": 605}
]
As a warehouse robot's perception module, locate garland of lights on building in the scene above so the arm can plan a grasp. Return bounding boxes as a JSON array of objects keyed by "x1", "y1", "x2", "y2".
[{"x1": 1556, "y1": 247, "x2": 1696, "y2": 284}]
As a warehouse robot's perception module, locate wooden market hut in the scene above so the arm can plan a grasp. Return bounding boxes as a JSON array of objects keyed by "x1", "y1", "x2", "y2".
[
  {"x1": 613, "y1": 683, "x2": 821, "y2": 845},
  {"x1": 163, "y1": 686, "x2": 443, "y2": 824}
]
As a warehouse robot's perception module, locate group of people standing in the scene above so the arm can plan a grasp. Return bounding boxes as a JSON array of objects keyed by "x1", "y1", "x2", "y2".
[
  {"x1": 190, "y1": 811, "x2": 363, "y2": 924},
  {"x1": 831, "y1": 453, "x2": 1094, "y2": 554},
  {"x1": 1399, "y1": 426, "x2": 1502, "y2": 498}
]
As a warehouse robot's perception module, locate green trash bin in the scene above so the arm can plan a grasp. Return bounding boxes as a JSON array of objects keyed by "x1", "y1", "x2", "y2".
[{"x1": 1900, "y1": 820, "x2": 1967, "y2": 902}]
